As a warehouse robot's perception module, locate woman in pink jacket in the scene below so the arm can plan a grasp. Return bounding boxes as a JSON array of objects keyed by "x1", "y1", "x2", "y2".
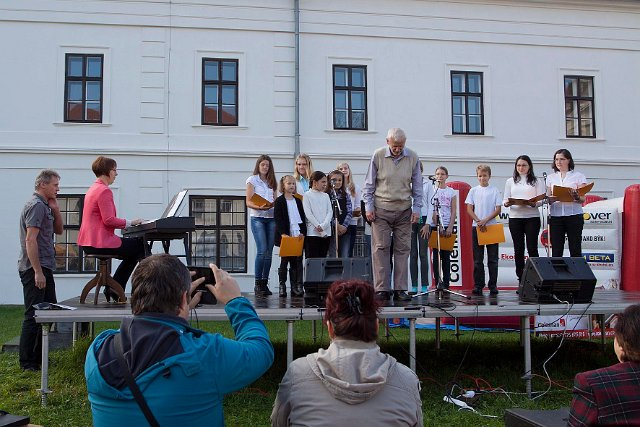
[{"x1": 78, "y1": 156, "x2": 145, "y2": 301}]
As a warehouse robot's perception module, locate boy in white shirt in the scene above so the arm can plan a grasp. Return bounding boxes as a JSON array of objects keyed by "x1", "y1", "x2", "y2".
[{"x1": 465, "y1": 165, "x2": 502, "y2": 296}]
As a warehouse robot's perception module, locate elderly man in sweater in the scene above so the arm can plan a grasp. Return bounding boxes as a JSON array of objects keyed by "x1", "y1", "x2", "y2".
[{"x1": 362, "y1": 128, "x2": 423, "y2": 302}]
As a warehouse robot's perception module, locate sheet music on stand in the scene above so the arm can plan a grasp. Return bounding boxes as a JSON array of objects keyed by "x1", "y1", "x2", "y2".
[{"x1": 140, "y1": 190, "x2": 188, "y2": 225}]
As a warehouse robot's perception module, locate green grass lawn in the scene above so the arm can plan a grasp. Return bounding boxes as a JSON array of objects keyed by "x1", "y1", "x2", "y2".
[{"x1": 0, "y1": 305, "x2": 616, "y2": 426}]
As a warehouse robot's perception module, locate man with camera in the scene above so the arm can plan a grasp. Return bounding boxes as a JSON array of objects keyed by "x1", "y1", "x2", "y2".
[{"x1": 85, "y1": 254, "x2": 274, "y2": 426}]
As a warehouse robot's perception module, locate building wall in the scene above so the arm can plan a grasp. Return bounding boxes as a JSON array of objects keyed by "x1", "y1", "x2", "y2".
[{"x1": 1, "y1": 0, "x2": 639, "y2": 303}]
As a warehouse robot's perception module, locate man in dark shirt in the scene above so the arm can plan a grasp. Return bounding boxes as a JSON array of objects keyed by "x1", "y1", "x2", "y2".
[{"x1": 18, "y1": 169, "x2": 63, "y2": 371}]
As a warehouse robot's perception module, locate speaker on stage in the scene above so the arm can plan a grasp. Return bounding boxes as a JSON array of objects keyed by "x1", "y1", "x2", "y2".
[
  {"x1": 518, "y1": 257, "x2": 597, "y2": 304},
  {"x1": 303, "y1": 258, "x2": 372, "y2": 298}
]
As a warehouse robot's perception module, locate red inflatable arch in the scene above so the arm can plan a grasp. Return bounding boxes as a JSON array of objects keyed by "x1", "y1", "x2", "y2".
[
  {"x1": 447, "y1": 181, "x2": 473, "y2": 291},
  {"x1": 622, "y1": 184, "x2": 640, "y2": 291}
]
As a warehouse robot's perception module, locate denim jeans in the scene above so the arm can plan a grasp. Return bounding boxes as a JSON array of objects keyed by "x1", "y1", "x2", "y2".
[
  {"x1": 251, "y1": 217, "x2": 275, "y2": 280},
  {"x1": 328, "y1": 227, "x2": 351, "y2": 258}
]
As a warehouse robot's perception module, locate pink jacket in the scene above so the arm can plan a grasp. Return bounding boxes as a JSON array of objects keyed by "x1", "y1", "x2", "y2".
[{"x1": 77, "y1": 179, "x2": 126, "y2": 248}]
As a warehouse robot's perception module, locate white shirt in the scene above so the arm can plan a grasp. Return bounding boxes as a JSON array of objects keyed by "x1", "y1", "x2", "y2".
[
  {"x1": 503, "y1": 176, "x2": 546, "y2": 219},
  {"x1": 246, "y1": 175, "x2": 275, "y2": 218},
  {"x1": 547, "y1": 170, "x2": 587, "y2": 217},
  {"x1": 286, "y1": 198, "x2": 302, "y2": 237},
  {"x1": 302, "y1": 189, "x2": 333, "y2": 237},
  {"x1": 420, "y1": 180, "x2": 436, "y2": 219},
  {"x1": 429, "y1": 186, "x2": 456, "y2": 227},
  {"x1": 465, "y1": 185, "x2": 502, "y2": 227},
  {"x1": 347, "y1": 184, "x2": 362, "y2": 226}
]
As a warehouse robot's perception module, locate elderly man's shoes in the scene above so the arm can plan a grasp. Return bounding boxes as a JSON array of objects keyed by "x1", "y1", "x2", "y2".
[{"x1": 393, "y1": 291, "x2": 412, "y2": 302}]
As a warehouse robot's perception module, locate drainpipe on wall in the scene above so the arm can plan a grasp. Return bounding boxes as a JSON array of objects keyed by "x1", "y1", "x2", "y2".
[{"x1": 294, "y1": 0, "x2": 300, "y2": 157}]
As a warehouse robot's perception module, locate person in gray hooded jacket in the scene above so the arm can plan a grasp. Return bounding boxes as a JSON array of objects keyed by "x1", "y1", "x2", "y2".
[{"x1": 271, "y1": 279, "x2": 423, "y2": 426}]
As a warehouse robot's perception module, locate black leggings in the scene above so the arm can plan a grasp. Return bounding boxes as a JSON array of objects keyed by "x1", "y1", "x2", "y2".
[
  {"x1": 508, "y1": 217, "x2": 541, "y2": 280},
  {"x1": 550, "y1": 214, "x2": 584, "y2": 257}
]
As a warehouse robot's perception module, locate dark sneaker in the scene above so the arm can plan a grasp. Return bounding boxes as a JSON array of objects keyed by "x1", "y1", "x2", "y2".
[
  {"x1": 471, "y1": 288, "x2": 483, "y2": 296},
  {"x1": 393, "y1": 291, "x2": 412, "y2": 301},
  {"x1": 375, "y1": 291, "x2": 390, "y2": 301},
  {"x1": 489, "y1": 288, "x2": 499, "y2": 295}
]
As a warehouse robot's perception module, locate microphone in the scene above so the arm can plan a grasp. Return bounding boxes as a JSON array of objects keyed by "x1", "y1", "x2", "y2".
[
  {"x1": 427, "y1": 175, "x2": 437, "y2": 182},
  {"x1": 542, "y1": 172, "x2": 547, "y2": 180},
  {"x1": 330, "y1": 178, "x2": 337, "y2": 187}
]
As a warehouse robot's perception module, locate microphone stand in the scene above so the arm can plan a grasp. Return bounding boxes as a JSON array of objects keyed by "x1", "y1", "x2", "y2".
[
  {"x1": 329, "y1": 182, "x2": 341, "y2": 258},
  {"x1": 414, "y1": 181, "x2": 468, "y2": 300},
  {"x1": 541, "y1": 172, "x2": 551, "y2": 257}
]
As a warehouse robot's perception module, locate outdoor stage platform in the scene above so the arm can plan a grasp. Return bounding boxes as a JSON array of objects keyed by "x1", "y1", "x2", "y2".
[{"x1": 35, "y1": 289, "x2": 640, "y2": 405}]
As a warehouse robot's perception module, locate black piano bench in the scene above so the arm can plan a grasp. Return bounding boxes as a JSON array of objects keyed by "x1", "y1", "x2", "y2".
[{"x1": 80, "y1": 255, "x2": 126, "y2": 304}]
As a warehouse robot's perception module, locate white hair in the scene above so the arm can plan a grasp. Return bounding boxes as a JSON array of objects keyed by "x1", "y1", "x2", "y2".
[{"x1": 386, "y1": 127, "x2": 406, "y2": 144}]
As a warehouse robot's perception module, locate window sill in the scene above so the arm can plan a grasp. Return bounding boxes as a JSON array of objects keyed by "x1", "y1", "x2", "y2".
[
  {"x1": 324, "y1": 129, "x2": 378, "y2": 134},
  {"x1": 53, "y1": 122, "x2": 112, "y2": 127},
  {"x1": 557, "y1": 137, "x2": 605, "y2": 143},
  {"x1": 443, "y1": 134, "x2": 494, "y2": 138},
  {"x1": 191, "y1": 124, "x2": 248, "y2": 130}
]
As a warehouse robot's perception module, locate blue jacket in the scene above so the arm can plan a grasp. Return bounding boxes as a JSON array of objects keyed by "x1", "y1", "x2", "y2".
[{"x1": 85, "y1": 297, "x2": 274, "y2": 426}]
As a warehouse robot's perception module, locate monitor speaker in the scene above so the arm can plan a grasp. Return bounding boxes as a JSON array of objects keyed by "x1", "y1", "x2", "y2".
[
  {"x1": 303, "y1": 258, "x2": 372, "y2": 299},
  {"x1": 518, "y1": 257, "x2": 596, "y2": 304}
]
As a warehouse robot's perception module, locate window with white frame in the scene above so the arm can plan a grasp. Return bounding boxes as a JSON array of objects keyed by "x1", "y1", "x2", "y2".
[
  {"x1": 450, "y1": 71, "x2": 484, "y2": 135},
  {"x1": 64, "y1": 54, "x2": 104, "y2": 123},
  {"x1": 564, "y1": 76, "x2": 595, "y2": 138},
  {"x1": 333, "y1": 65, "x2": 368, "y2": 130}
]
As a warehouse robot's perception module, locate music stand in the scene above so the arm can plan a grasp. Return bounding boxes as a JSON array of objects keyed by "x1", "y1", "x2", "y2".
[{"x1": 414, "y1": 182, "x2": 469, "y2": 300}]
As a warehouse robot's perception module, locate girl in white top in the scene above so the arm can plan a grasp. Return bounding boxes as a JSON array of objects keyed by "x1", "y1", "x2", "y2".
[
  {"x1": 303, "y1": 171, "x2": 333, "y2": 258},
  {"x1": 420, "y1": 166, "x2": 457, "y2": 289},
  {"x1": 547, "y1": 149, "x2": 587, "y2": 257},
  {"x1": 337, "y1": 162, "x2": 361, "y2": 257},
  {"x1": 246, "y1": 154, "x2": 277, "y2": 296},
  {"x1": 294, "y1": 153, "x2": 313, "y2": 196},
  {"x1": 503, "y1": 155, "x2": 546, "y2": 281}
]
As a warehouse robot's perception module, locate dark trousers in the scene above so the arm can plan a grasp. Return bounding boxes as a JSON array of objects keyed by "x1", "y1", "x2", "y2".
[
  {"x1": 550, "y1": 214, "x2": 584, "y2": 257},
  {"x1": 410, "y1": 219, "x2": 429, "y2": 287},
  {"x1": 81, "y1": 237, "x2": 145, "y2": 292},
  {"x1": 19, "y1": 267, "x2": 56, "y2": 369},
  {"x1": 472, "y1": 227, "x2": 499, "y2": 290},
  {"x1": 347, "y1": 224, "x2": 358, "y2": 257},
  {"x1": 509, "y1": 217, "x2": 541, "y2": 280},
  {"x1": 279, "y1": 255, "x2": 303, "y2": 272},
  {"x1": 305, "y1": 236, "x2": 329, "y2": 258}
]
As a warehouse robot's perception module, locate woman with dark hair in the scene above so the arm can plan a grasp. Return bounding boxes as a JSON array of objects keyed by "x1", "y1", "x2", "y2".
[
  {"x1": 503, "y1": 155, "x2": 546, "y2": 282},
  {"x1": 569, "y1": 304, "x2": 640, "y2": 426},
  {"x1": 78, "y1": 156, "x2": 146, "y2": 301},
  {"x1": 271, "y1": 279, "x2": 423, "y2": 426},
  {"x1": 547, "y1": 149, "x2": 587, "y2": 257},
  {"x1": 246, "y1": 154, "x2": 277, "y2": 296}
]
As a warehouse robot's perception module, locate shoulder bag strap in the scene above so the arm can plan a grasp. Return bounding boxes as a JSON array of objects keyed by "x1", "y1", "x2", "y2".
[{"x1": 113, "y1": 333, "x2": 160, "y2": 427}]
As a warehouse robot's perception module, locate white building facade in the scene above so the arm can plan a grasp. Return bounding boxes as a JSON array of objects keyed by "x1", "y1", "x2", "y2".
[{"x1": 1, "y1": 0, "x2": 639, "y2": 303}]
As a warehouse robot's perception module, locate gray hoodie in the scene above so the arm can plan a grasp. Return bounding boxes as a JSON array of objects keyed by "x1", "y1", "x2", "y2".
[{"x1": 271, "y1": 338, "x2": 423, "y2": 426}]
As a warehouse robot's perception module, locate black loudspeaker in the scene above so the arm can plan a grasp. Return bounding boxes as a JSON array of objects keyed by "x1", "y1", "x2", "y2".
[
  {"x1": 518, "y1": 257, "x2": 597, "y2": 304},
  {"x1": 303, "y1": 258, "x2": 372, "y2": 298},
  {"x1": 504, "y1": 407, "x2": 570, "y2": 427}
]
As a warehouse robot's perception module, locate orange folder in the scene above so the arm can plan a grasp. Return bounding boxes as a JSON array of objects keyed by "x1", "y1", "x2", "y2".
[
  {"x1": 428, "y1": 232, "x2": 457, "y2": 251},
  {"x1": 476, "y1": 223, "x2": 506, "y2": 246},
  {"x1": 508, "y1": 194, "x2": 546, "y2": 206},
  {"x1": 293, "y1": 193, "x2": 303, "y2": 201},
  {"x1": 249, "y1": 193, "x2": 273, "y2": 208},
  {"x1": 279, "y1": 235, "x2": 305, "y2": 257},
  {"x1": 552, "y1": 182, "x2": 594, "y2": 202}
]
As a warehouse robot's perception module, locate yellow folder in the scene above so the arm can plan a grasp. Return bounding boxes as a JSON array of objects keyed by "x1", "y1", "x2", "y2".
[
  {"x1": 249, "y1": 193, "x2": 273, "y2": 208},
  {"x1": 476, "y1": 223, "x2": 506, "y2": 246},
  {"x1": 279, "y1": 235, "x2": 305, "y2": 257},
  {"x1": 552, "y1": 182, "x2": 594, "y2": 202},
  {"x1": 428, "y1": 232, "x2": 457, "y2": 252},
  {"x1": 293, "y1": 193, "x2": 303, "y2": 201}
]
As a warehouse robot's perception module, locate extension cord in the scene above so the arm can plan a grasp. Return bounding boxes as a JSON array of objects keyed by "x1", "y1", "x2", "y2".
[{"x1": 443, "y1": 395, "x2": 471, "y2": 410}]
